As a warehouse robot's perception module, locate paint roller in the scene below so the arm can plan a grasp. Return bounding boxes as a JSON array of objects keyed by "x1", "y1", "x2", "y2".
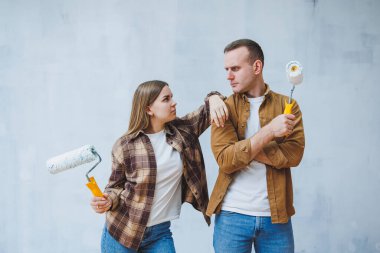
[
  {"x1": 47, "y1": 145, "x2": 103, "y2": 197},
  {"x1": 284, "y1": 61, "x2": 303, "y2": 114}
]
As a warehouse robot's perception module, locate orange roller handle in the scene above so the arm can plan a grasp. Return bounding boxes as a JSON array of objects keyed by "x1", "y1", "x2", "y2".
[
  {"x1": 284, "y1": 99, "x2": 295, "y2": 114},
  {"x1": 86, "y1": 176, "x2": 103, "y2": 197}
]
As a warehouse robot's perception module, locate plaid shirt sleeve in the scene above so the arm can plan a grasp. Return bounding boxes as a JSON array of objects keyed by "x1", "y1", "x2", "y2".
[
  {"x1": 180, "y1": 91, "x2": 224, "y2": 137},
  {"x1": 103, "y1": 135, "x2": 158, "y2": 250},
  {"x1": 104, "y1": 138, "x2": 127, "y2": 211}
]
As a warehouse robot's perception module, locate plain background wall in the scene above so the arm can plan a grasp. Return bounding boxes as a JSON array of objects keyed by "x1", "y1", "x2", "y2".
[{"x1": 1, "y1": 0, "x2": 380, "y2": 252}]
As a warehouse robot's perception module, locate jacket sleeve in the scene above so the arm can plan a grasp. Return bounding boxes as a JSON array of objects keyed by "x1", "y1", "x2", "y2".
[
  {"x1": 104, "y1": 139, "x2": 127, "y2": 211},
  {"x1": 211, "y1": 97, "x2": 305, "y2": 173},
  {"x1": 211, "y1": 99, "x2": 253, "y2": 174},
  {"x1": 262, "y1": 100, "x2": 305, "y2": 169}
]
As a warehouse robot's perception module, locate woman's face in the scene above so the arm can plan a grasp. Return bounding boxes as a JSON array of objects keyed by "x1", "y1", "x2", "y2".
[{"x1": 147, "y1": 86, "x2": 177, "y2": 124}]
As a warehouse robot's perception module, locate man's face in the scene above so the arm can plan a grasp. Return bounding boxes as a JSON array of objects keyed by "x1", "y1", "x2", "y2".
[{"x1": 224, "y1": 46, "x2": 256, "y2": 94}]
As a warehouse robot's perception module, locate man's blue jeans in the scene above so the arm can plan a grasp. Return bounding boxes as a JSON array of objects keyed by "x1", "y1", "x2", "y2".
[
  {"x1": 101, "y1": 221, "x2": 175, "y2": 253},
  {"x1": 213, "y1": 211, "x2": 294, "y2": 253}
]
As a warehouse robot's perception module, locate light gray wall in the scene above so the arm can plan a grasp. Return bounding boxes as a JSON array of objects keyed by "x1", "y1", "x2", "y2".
[{"x1": 1, "y1": 0, "x2": 380, "y2": 252}]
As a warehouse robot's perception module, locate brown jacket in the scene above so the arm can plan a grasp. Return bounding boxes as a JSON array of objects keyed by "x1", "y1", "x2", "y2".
[{"x1": 206, "y1": 85, "x2": 305, "y2": 223}]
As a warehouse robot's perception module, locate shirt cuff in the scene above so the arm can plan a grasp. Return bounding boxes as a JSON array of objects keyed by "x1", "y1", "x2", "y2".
[
  {"x1": 262, "y1": 141, "x2": 289, "y2": 168},
  {"x1": 205, "y1": 91, "x2": 226, "y2": 101},
  {"x1": 105, "y1": 188, "x2": 122, "y2": 211}
]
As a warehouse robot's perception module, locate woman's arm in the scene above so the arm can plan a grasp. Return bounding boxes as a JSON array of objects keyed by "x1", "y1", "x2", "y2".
[
  {"x1": 90, "y1": 139, "x2": 127, "y2": 213},
  {"x1": 209, "y1": 94, "x2": 229, "y2": 128},
  {"x1": 180, "y1": 92, "x2": 227, "y2": 137}
]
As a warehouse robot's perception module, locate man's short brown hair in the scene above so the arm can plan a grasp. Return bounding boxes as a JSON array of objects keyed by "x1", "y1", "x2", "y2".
[{"x1": 224, "y1": 39, "x2": 264, "y2": 66}]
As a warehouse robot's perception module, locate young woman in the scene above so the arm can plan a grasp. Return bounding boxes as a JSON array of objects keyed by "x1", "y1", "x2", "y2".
[{"x1": 90, "y1": 80, "x2": 227, "y2": 252}]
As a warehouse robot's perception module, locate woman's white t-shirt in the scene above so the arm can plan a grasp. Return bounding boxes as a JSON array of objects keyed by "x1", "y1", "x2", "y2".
[{"x1": 145, "y1": 130, "x2": 183, "y2": 227}]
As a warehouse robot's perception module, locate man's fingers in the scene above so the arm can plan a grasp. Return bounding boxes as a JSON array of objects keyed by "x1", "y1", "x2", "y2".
[
  {"x1": 285, "y1": 114, "x2": 296, "y2": 120},
  {"x1": 287, "y1": 118, "x2": 296, "y2": 128}
]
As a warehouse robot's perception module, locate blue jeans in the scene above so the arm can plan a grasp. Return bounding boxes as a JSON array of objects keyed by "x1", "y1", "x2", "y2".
[
  {"x1": 213, "y1": 211, "x2": 294, "y2": 253},
  {"x1": 101, "y1": 221, "x2": 176, "y2": 253}
]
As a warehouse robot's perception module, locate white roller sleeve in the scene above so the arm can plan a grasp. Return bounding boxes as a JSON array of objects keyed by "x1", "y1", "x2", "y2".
[
  {"x1": 47, "y1": 145, "x2": 97, "y2": 174},
  {"x1": 286, "y1": 61, "x2": 303, "y2": 85}
]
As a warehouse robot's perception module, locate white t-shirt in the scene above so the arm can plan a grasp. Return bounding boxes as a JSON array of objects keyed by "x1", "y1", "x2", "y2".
[
  {"x1": 145, "y1": 130, "x2": 183, "y2": 227},
  {"x1": 221, "y1": 96, "x2": 271, "y2": 216}
]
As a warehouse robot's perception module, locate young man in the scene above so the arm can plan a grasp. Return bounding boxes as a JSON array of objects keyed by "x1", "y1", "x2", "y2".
[{"x1": 206, "y1": 39, "x2": 305, "y2": 253}]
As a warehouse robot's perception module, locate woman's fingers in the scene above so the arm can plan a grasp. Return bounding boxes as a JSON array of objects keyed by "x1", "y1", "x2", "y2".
[
  {"x1": 215, "y1": 109, "x2": 224, "y2": 126},
  {"x1": 222, "y1": 103, "x2": 229, "y2": 120},
  {"x1": 216, "y1": 104, "x2": 228, "y2": 127},
  {"x1": 90, "y1": 194, "x2": 112, "y2": 213},
  {"x1": 211, "y1": 104, "x2": 229, "y2": 128},
  {"x1": 211, "y1": 110, "x2": 220, "y2": 127},
  {"x1": 209, "y1": 95, "x2": 228, "y2": 128}
]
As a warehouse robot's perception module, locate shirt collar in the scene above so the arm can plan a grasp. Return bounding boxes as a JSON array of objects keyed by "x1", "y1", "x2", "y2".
[
  {"x1": 127, "y1": 123, "x2": 175, "y2": 141},
  {"x1": 240, "y1": 83, "x2": 272, "y2": 101}
]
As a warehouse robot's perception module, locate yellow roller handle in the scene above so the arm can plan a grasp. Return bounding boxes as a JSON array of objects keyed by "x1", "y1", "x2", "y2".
[
  {"x1": 86, "y1": 176, "x2": 103, "y2": 197},
  {"x1": 284, "y1": 99, "x2": 295, "y2": 114}
]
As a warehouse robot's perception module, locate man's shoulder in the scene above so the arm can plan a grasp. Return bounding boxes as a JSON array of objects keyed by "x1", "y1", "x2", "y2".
[
  {"x1": 225, "y1": 93, "x2": 241, "y2": 106},
  {"x1": 268, "y1": 90, "x2": 301, "y2": 108},
  {"x1": 225, "y1": 93, "x2": 237, "y2": 101},
  {"x1": 224, "y1": 90, "x2": 297, "y2": 110},
  {"x1": 224, "y1": 94, "x2": 241, "y2": 117},
  {"x1": 269, "y1": 90, "x2": 288, "y2": 100},
  {"x1": 224, "y1": 91, "x2": 288, "y2": 105}
]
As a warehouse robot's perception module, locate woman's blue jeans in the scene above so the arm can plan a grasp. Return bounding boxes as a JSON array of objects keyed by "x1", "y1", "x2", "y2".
[
  {"x1": 213, "y1": 210, "x2": 294, "y2": 253},
  {"x1": 101, "y1": 221, "x2": 175, "y2": 253}
]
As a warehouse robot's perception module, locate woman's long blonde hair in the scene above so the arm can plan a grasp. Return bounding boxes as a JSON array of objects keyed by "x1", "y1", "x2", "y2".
[{"x1": 127, "y1": 80, "x2": 168, "y2": 136}]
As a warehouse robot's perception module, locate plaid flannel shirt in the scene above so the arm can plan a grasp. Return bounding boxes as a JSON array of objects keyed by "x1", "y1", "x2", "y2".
[{"x1": 104, "y1": 95, "x2": 216, "y2": 250}]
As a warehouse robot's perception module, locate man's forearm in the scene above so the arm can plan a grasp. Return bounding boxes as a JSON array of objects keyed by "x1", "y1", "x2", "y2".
[{"x1": 248, "y1": 125, "x2": 274, "y2": 161}]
